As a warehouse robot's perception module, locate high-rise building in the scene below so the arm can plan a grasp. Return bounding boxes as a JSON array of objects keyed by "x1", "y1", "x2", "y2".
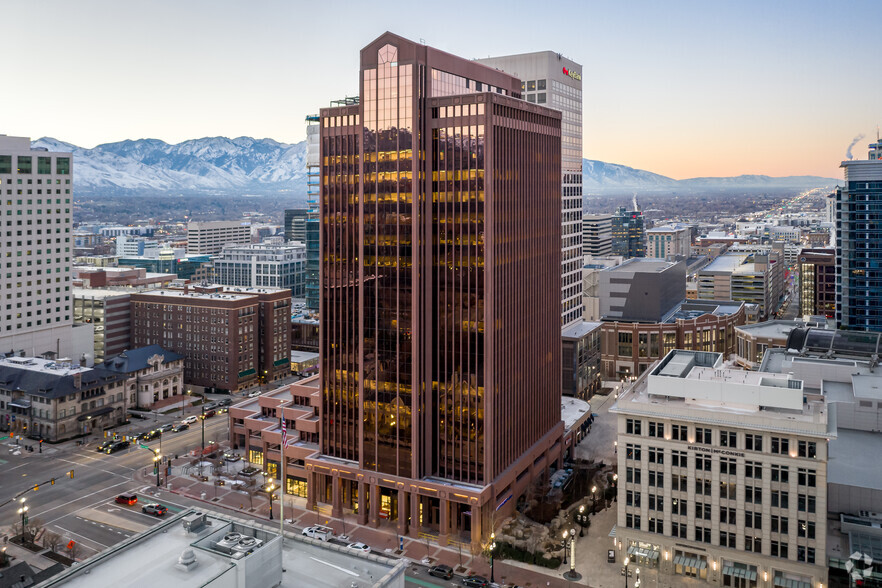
[
  {"x1": 646, "y1": 223, "x2": 691, "y2": 260},
  {"x1": 304, "y1": 114, "x2": 321, "y2": 311},
  {"x1": 283, "y1": 208, "x2": 308, "y2": 243},
  {"x1": 307, "y1": 32, "x2": 563, "y2": 546},
  {"x1": 836, "y1": 140, "x2": 882, "y2": 331},
  {"x1": 130, "y1": 284, "x2": 290, "y2": 392},
  {"x1": 797, "y1": 248, "x2": 835, "y2": 319},
  {"x1": 0, "y1": 135, "x2": 75, "y2": 357},
  {"x1": 583, "y1": 213, "x2": 613, "y2": 257},
  {"x1": 611, "y1": 206, "x2": 646, "y2": 258},
  {"x1": 186, "y1": 221, "x2": 251, "y2": 255},
  {"x1": 476, "y1": 51, "x2": 583, "y2": 327},
  {"x1": 212, "y1": 242, "x2": 306, "y2": 296}
]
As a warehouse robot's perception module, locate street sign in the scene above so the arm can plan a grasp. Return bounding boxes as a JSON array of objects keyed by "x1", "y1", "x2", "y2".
[
  {"x1": 67, "y1": 540, "x2": 75, "y2": 550},
  {"x1": 139, "y1": 444, "x2": 150, "y2": 450}
]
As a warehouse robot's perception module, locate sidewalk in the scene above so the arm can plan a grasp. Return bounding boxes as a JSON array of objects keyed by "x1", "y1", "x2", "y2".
[{"x1": 134, "y1": 461, "x2": 598, "y2": 587}]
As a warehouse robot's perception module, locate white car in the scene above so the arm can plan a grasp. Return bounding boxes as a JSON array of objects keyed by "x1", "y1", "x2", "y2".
[
  {"x1": 346, "y1": 542, "x2": 371, "y2": 554},
  {"x1": 247, "y1": 390, "x2": 261, "y2": 398},
  {"x1": 182, "y1": 415, "x2": 199, "y2": 425}
]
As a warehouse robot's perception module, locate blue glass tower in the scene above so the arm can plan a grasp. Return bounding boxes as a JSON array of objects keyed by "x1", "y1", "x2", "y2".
[{"x1": 836, "y1": 140, "x2": 882, "y2": 331}]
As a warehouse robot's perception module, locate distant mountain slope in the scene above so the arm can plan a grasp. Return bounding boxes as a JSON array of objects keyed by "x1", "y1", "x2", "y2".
[{"x1": 33, "y1": 137, "x2": 839, "y2": 196}]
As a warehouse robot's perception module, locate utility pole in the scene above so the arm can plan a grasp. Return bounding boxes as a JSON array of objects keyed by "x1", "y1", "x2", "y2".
[{"x1": 199, "y1": 405, "x2": 205, "y2": 478}]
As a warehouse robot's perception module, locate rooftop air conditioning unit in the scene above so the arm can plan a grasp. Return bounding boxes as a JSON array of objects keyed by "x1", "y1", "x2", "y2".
[
  {"x1": 231, "y1": 536, "x2": 263, "y2": 554},
  {"x1": 181, "y1": 512, "x2": 207, "y2": 533},
  {"x1": 215, "y1": 531, "x2": 243, "y2": 550}
]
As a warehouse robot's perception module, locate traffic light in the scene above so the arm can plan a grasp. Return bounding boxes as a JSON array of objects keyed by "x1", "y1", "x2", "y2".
[
  {"x1": 33, "y1": 484, "x2": 38, "y2": 491},
  {"x1": 68, "y1": 469, "x2": 74, "y2": 479},
  {"x1": 50, "y1": 478, "x2": 55, "y2": 486}
]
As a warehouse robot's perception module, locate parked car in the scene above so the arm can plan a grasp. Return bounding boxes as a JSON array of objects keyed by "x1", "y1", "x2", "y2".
[
  {"x1": 96, "y1": 440, "x2": 114, "y2": 452},
  {"x1": 142, "y1": 503, "x2": 168, "y2": 516},
  {"x1": 428, "y1": 564, "x2": 454, "y2": 579},
  {"x1": 301, "y1": 525, "x2": 333, "y2": 542},
  {"x1": 223, "y1": 451, "x2": 241, "y2": 462},
  {"x1": 247, "y1": 391, "x2": 261, "y2": 398},
  {"x1": 106, "y1": 440, "x2": 130, "y2": 454},
  {"x1": 462, "y1": 575, "x2": 490, "y2": 588},
  {"x1": 346, "y1": 542, "x2": 371, "y2": 554},
  {"x1": 115, "y1": 493, "x2": 138, "y2": 506},
  {"x1": 182, "y1": 415, "x2": 199, "y2": 425},
  {"x1": 157, "y1": 424, "x2": 175, "y2": 433},
  {"x1": 171, "y1": 423, "x2": 190, "y2": 432}
]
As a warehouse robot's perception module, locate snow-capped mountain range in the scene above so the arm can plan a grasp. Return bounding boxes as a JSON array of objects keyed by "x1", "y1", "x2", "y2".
[{"x1": 32, "y1": 136, "x2": 839, "y2": 196}]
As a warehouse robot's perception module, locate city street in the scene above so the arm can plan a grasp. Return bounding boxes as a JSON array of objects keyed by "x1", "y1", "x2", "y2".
[{"x1": 0, "y1": 416, "x2": 228, "y2": 559}]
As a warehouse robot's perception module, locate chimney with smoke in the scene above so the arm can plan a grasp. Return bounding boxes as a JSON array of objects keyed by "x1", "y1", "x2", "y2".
[{"x1": 846, "y1": 133, "x2": 866, "y2": 160}]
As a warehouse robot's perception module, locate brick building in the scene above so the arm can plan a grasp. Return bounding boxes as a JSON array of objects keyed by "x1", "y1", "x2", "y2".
[{"x1": 130, "y1": 284, "x2": 290, "y2": 393}]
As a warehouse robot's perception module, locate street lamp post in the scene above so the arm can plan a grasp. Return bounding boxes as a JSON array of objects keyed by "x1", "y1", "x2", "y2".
[
  {"x1": 199, "y1": 405, "x2": 205, "y2": 477},
  {"x1": 624, "y1": 556, "x2": 630, "y2": 588},
  {"x1": 489, "y1": 532, "x2": 496, "y2": 583},
  {"x1": 578, "y1": 504, "x2": 586, "y2": 536},
  {"x1": 18, "y1": 498, "x2": 28, "y2": 544},
  {"x1": 153, "y1": 452, "x2": 161, "y2": 487},
  {"x1": 563, "y1": 527, "x2": 581, "y2": 581},
  {"x1": 267, "y1": 482, "x2": 276, "y2": 520}
]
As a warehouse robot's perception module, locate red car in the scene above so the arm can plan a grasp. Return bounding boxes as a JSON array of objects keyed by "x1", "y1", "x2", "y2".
[{"x1": 115, "y1": 493, "x2": 138, "y2": 506}]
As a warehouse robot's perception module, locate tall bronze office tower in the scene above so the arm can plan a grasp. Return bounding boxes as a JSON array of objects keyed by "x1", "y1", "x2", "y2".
[{"x1": 306, "y1": 32, "x2": 563, "y2": 546}]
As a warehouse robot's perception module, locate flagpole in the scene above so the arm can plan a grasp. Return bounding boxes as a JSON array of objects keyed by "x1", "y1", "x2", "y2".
[{"x1": 280, "y1": 415, "x2": 285, "y2": 541}]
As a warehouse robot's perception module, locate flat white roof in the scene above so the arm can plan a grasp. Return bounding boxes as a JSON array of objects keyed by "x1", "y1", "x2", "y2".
[{"x1": 0, "y1": 356, "x2": 89, "y2": 376}]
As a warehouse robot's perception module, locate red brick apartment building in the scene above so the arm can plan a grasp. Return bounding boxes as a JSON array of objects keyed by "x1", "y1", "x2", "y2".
[{"x1": 130, "y1": 284, "x2": 290, "y2": 393}]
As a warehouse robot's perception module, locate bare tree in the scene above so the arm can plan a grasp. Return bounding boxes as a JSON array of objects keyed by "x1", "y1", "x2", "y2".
[{"x1": 42, "y1": 530, "x2": 62, "y2": 552}]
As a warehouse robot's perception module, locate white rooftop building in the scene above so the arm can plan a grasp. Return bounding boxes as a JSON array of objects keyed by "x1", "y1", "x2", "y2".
[
  {"x1": 612, "y1": 349, "x2": 829, "y2": 587},
  {"x1": 36, "y1": 509, "x2": 406, "y2": 588}
]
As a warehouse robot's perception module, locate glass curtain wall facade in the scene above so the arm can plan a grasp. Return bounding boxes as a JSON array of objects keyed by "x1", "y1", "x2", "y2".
[
  {"x1": 315, "y1": 35, "x2": 563, "y2": 540},
  {"x1": 836, "y1": 152, "x2": 882, "y2": 331}
]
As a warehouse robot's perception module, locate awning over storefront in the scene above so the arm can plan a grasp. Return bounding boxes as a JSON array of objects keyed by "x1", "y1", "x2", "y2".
[
  {"x1": 9, "y1": 398, "x2": 31, "y2": 409},
  {"x1": 773, "y1": 578, "x2": 811, "y2": 588},
  {"x1": 673, "y1": 555, "x2": 706, "y2": 569},
  {"x1": 627, "y1": 545, "x2": 659, "y2": 560},
  {"x1": 723, "y1": 566, "x2": 758, "y2": 581}
]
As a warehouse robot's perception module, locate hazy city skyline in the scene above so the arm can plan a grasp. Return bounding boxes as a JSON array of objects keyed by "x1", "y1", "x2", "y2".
[{"x1": 3, "y1": 0, "x2": 879, "y2": 180}]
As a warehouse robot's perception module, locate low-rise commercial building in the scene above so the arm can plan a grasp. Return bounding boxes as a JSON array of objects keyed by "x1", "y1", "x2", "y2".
[
  {"x1": 100, "y1": 345, "x2": 184, "y2": 409},
  {"x1": 0, "y1": 355, "x2": 129, "y2": 441},
  {"x1": 613, "y1": 349, "x2": 829, "y2": 587},
  {"x1": 797, "y1": 248, "x2": 835, "y2": 320},
  {"x1": 598, "y1": 258, "x2": 745, "y2": 378},
  {"x1": 187, "y1": 221, "x2": 251, "y2": 255},
  {"x1": 72, "y1": 267, "x2": 176, "y2": 289},
  {"x1": 35, "y1": 508, "x2": 406, "y2": 588},
  {"x1": 646, "y1": 223, "x2": 692, "y2": 260},
  {"x1": 213, "y1": 242, "x2": 306, "y2": 296},
  {"x1": 697, "y1": 249, "x2": 784, "y2": 320},
  {"x1": 561, "y1": 320, "x2": 602, "y2": 400},
  {"x1": 130, "y1": 284, "x2": 290, "y2": 393},
  {"x1": 72, "y1": 289, "x2": 132, "y2": 363}
]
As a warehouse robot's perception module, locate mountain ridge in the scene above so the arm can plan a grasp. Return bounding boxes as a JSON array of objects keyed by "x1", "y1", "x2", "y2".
[{"x1": 32, "y1": 136, "x2": 839, "y2": 196}]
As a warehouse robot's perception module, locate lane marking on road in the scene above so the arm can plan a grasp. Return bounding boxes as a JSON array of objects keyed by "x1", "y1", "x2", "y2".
[
  {"x1": 308, "y1": 556, "x2": 359, "y2": 577},
  {"x1": 53, "y1": 525, "x2": 110, "y2": 549},
  {"x1": 53, "y1": 456, "x2": 134, "y2": 476},
  {"x1": 35, "y1": 480, "x2": 132, "y2": 522},
  {"x1": 4, "y1": 462, "x2": 29, "y2": 472}
]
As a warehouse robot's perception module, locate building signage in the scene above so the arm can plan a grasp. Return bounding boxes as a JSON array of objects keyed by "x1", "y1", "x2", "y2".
[
  {"x1": 562, "y1": 67, "x2": 582, "y2": 81},
  {"x1": 687, "y1": 445, "x2": 745, "y2": 458}
]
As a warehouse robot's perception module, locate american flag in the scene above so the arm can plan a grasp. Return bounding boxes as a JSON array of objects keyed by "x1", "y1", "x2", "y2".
[{"x1": 281, "y1": 417, "x2": 287, "y2": 448}]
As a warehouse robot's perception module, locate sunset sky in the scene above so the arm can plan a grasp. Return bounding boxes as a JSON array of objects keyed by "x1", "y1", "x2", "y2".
[{"x1": 3, "y1": 0, "x2": 879, "y2": 180}]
